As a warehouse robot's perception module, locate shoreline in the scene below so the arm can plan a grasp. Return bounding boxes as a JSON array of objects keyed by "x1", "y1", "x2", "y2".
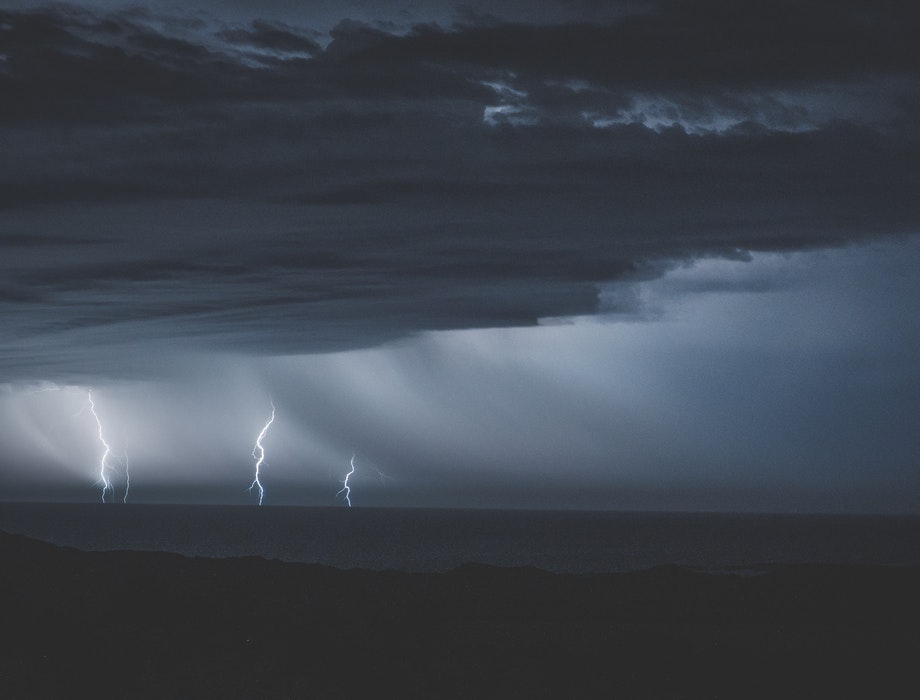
[
  {"x1": 2, "y1": 503, "x2": 918, "y2": 574},
  {"x1": 3, "y1": 529, "x2": 919, "y2": 698}
]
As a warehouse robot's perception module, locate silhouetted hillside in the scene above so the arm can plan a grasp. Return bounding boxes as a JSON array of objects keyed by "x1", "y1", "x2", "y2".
[{"x1": 2, "y1": 530, "x2": 918, "y2": 699}]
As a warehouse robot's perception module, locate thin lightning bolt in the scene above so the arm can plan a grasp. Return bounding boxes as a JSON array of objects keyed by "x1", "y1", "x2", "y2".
[
  {"x1": 249, "y1": 401, "x2": 275, "y2": 506},
  {"x1": 123, "y1": 443, "x2": 130, "y2": 504},
  {"x1": 367, "y1": 461, "x2": 389, "y2": 483},
  {"x1": 336, "y1": 454, "x2": 356, "y2": 507},
  {"x1": 87, "y1": 391, "x2": 115, "y2": 503}
]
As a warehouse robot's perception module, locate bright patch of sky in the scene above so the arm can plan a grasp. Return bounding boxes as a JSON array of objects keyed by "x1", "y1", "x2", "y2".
[{"x1": 3, "y1": 238, "x2": 917, "y2": 512}]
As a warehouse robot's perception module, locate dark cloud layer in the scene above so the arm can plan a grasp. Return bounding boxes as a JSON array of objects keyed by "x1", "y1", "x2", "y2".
[
  {"x1": 216, "y1": 20, "x2": 322, "y2": 56},
  {"x1": 1, "y1": 0, "x2": 919, "y2": 380}
]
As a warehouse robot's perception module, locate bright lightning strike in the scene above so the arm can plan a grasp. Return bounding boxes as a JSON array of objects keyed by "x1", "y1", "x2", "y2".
[
  {"x1": 87, "y1": 391, "x2": 116, "y2": 503},
  {"x1": 123, "y1": 443, "x2": 130, "y2": 504},
  {"x1": 336, "y1": 454, "x2": 356, "y2": 507},
  {"x1": 249, "y1": 401, "x2": 275, "y2": 506}
]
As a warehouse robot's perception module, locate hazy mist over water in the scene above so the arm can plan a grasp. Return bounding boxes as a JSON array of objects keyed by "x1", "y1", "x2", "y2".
[{"x1": 2, "y1": 503, "x2": 918, "y2": 574}]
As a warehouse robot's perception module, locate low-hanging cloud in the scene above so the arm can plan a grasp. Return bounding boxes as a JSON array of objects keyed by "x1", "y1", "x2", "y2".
[
  {"x1": 3, "y1": 241, "x2": 918, "y2": 511},
  {"x1": 1, "y1": 2, "x2": 918, "y2": 512}
]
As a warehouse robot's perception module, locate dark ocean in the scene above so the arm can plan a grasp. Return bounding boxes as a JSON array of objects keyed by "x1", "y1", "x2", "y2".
[{"x1": 1, "y1": 502, "x2": 918, "y2": 573}]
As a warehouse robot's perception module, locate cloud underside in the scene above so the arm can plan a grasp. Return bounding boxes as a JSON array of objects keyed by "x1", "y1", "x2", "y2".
[{"x1": 1, "y1": 1, "x2": 919, "y2": 378}]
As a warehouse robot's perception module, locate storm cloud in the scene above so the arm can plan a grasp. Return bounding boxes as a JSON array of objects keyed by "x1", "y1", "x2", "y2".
[
  {"x1": 2, "y1": 0, "x2": 918, "y2": 376},
  {"x1": 0, "y1": 1, "x2": 918, "y2": 511}
]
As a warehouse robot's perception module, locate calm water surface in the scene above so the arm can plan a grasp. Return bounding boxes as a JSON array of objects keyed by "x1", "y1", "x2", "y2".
[{"x1": 1, "y1": 503, "x2": 918, "y2": 573}]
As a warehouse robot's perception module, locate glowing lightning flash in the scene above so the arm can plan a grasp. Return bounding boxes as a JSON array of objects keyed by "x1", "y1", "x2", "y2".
[
  {"x1": 123, "y1": 443, "x2": 131, "y2": 504},
  {"x1": 336, "y1": 454, "x2": 356, "y2": 507},
  {"x1": 87, "y1": 391, "x2": 116, "y2": 503},
  {"x1": 249, "y1": 401, "x2": 275, "y2": 506}
]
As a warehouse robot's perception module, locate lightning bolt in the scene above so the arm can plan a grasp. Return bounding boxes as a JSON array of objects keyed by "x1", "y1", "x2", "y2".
[
  {"x1": 87, "y1": 391, "x2": 116, "y2": 503},
  {"x1": 248, "y1": 401, "x2": 275, "y2": 506},
  {"x1": 336, "y1": 454, "x2": 356, "y2": 507},
  {"x1": 367, "y1": 461, "x2": 389, "y2": 484},
  {"x1": 122, "y1": 442, "x2": 131, "y2": 504}
]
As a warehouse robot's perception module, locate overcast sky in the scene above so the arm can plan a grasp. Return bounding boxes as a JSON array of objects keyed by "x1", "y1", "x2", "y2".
[{"x1": 1, "y1": 0, "x2": 918, "y2": 512}]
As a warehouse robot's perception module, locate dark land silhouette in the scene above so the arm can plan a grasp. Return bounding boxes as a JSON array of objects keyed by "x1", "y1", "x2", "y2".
[{"x1": 2, "y1": 529, "x2": 918, "y2": 698}]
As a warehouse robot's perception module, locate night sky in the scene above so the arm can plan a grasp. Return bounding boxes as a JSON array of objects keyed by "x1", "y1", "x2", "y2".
[{"x1": 1, "y1": 0, "x2": 918, "y2": 512}]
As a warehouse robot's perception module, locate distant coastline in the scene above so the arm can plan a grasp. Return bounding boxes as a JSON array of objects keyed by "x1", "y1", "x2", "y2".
[
  {"x1": 3, "y1": 527, "x2": 919, "y2": 699},
  {"x1": 1, "y1": 502, "x2": 918, "y2": 574}
]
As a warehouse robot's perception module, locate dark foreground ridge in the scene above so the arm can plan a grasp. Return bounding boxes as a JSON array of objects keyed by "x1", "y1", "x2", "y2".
[{"x1": 2, "y1": 530, "x2": 918, "y2": 699}]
